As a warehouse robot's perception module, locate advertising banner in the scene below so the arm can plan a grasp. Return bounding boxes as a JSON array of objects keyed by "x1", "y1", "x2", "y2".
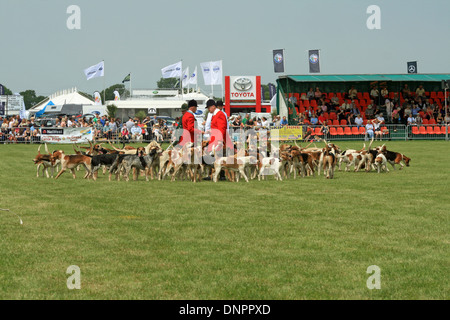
[
  {"x1": 40, "y1": 127, "x2": 93, "y2": 143},
  {"x1": 270, "y1": 126, "x2": 303, "y2": 140}
]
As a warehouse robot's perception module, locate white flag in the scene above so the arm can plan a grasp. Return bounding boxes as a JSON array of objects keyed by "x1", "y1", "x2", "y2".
[
  {"x1": 161, "y1": 61, "x2": 182, "y2": 79},
  {"x1": 182, "y1": 67, "x2": 189, "y2": 88},
  {"x1": 201, "y1": 61, "x2": 223, "y2": 85},
  {"x1": 200, "y1": 62, "x2": 212, "y2": 86},
  {"x1": 94, "y1": 91, "x2": 102, "y2": 105},
  {"x1": 113, "y1": 90, "x2": 120, "y2": 101},
  {"x1": 211, "y1": 60, "x2": 223, "y2": 85},
  {"x1": 84, "y1": 61, "x2": 104, "y2": 80},
  {"x1": 189, "y1": 66, "x2": 198, "y2": 85}
]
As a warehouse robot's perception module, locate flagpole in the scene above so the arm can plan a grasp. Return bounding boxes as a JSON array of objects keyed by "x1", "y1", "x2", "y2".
[
  {"x1": 221, "y1": 60, "x2": 224, "y2": 101},
  {"x1": 180, "y1": 60, "x2": 183, "y2": 101},
  {"x1": 129, "y1": 72, "x2": 132, "y2": 100},
  {"x1": 102, "y1": 60, "x2": 106, "y2": 105}
]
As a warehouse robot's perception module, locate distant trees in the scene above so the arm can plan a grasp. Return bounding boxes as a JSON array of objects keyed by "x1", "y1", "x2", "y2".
[
  {"x1": 19, "y1": 90, "x2": 47, "y2": 109},
  {"x1": 100, "y1": 84, "x2": 129, "y2": 102},
  {"x1": 157, "y1": 78, "x2": 179, "y2": 89}
]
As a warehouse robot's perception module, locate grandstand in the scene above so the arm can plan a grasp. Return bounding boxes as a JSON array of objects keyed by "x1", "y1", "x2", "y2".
[{"x1": 276, "y1": 74, "x2": 450, "y2": 139}]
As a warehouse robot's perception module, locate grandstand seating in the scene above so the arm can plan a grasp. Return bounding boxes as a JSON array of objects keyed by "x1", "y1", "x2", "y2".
[
  {"x1": 330, "y1": 127, "x2": 337, "y2": 136},
  {"x1": 344, "y1": 127, "x2": 352, "y2": 135}
]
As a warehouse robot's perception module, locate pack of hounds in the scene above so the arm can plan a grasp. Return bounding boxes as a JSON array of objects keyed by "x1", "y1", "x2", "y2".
[{"x1": 32, "y1": 137, "x2": 411, "y2": 182}]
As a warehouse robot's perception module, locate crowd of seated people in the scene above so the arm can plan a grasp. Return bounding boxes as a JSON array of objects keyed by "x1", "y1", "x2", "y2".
[
  {"x1": 288, "y1": 84, "x2": 450, "y2": 128},
  {"x1": 0, "y1": 114, "x2": 177, "y2": 144}
]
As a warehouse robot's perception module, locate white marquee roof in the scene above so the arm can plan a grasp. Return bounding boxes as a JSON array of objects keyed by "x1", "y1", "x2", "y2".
[{"x1": 31, "y1": 88, "x2": 94, "y2": 111}]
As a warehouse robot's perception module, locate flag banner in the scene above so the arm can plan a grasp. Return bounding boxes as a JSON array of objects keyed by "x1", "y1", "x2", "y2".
[
  {"x1": 0, "y1": 102, "x2": 5, "y2": 116},
  {"x1": 261, "y1": 85, "x2": 266, "y2": 100},
  {"x1": 161, "y1": 61, "x2": 182, "y2": 79},
  {"x1": 273, "y1": 49, "x2": 284, "y2": 73},
  {"x1": 200, "y1": 62, "x2": 212, "y2": 85},
  {"x1": 19, "y1": 99, "x2": 27, "y2": 119},
  {"x1": 211, "y1": 60, "x2": 223, "y2": 85},
  {"x1": 93, "y1": 91, "x2": 102, "y2": 105},
  {"x1": 0, "y1": 84, "x2": 4, "y2": 95},
  {"x1": 182, "y1": 67, "x2": 189, "y2": 88},
  {"x1": 113, "y1": 90, "x2": 120, "y2": 101},
  {"x1": 189, "y1": 66, "x2": 198, "y2": 85},
  {"x1": 268, "y1": 83, "x2": 276, "y2": 99},
  {"x1": 40, "y1": 127, "x2": 93, "y2": 144},
  {"x1": 308, "y1": 49, "x2": 320, "y2": 73},
  {"x1": 407, "y1": 61, "x2": 417, "y2": 74},
  {"x1": 122, "y1": 73, "x2": 130, "y2": 83},
  {"x1": 84, "y1": 61, "x2": 104, "y2": 80},
  {"x1": 201, "y1": 61, "x2": 223, "y2": 85}
]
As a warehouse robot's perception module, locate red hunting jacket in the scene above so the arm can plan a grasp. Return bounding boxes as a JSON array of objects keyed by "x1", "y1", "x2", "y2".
[
  {"x1": 208, "y1": 109, "x2": 228, "y2": 152},
  {"x1": 179, "y1": 110, "x2": 201, "y2": 146}
]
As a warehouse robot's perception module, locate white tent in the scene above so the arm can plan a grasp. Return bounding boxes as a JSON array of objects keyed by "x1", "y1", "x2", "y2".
[{"x1": 30, "y1": 88, "x2": 94, "y2": 111}]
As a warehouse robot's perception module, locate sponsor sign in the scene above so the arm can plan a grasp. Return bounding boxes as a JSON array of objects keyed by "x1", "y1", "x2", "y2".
[
  {"x1": 0, "y1": 95, "x2": 25, "y2": 112},
  {"x1": 270, "y1": 126, "x2": 303, "y2": 140},
  {"x1": 230, "y1": 76, "x2": 257, "y2": 101},
  {"x1": 40, "y1": 127, "x2": 93, "y2": 143}
]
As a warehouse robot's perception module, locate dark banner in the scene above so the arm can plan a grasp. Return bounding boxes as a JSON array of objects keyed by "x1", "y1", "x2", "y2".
[
  {"x1": 0, "y1": 84, "x2": 4, "y2": 95},
  {"x1": 407, "y1": 61, "x2": 417, "y2": 74},
  {"x1": 273, "y1": 49, "x2": 284, "y2": 73},
  {"x1": 268, "y1": 83, "x2": 276, "y2": 99},
  {"x1": 41, "y1": 129, "x2": 64, "y2": 135},
  {"x1": 309, "y1": 49, "x2": 320, "y2": 73},
  {"x1": 0, "y1": 102, "x2": 4, "y2": 116}
]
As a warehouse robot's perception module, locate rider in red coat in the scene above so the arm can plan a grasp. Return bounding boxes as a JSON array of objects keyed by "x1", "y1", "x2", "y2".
[
  {"x1": 179, "y1": 99, "x2": 201, "y2": 147},
  {"x1": 206, "y1": 99, "x2": 228, "y2": 153}
]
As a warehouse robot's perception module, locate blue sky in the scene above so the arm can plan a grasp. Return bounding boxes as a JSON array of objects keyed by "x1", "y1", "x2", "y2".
[{"x1": 1, "y1": 0, "x2": 449, "y2": 96}]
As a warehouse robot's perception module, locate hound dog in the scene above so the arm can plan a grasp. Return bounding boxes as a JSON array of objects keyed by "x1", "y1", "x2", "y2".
[
  {"x1": 90, "y1": 153, "x2": 120, "y2": 181},
  {"x1": 290, "y1": 150, "x2": 314, "y2": 179},
  {"x1": 375, "y1": 152, "x2": 389, "y2": 173},
  {"x1": 322, "y1": 144, "x2": 337, "y2": 179},
  {"x1": 378, "y1": 146, "x2": 411, "y2": 170},
  {"x1": 52, "y1": 150, "x2": 93, "y2": 180},
  {"x1": 32, "y1": 144, "x2": 60, "y2": 178},
  {"x1": 109, "y1": 147, "x2": 156, "y2": 181},
  {"x1": 213, "y1": 155, "x2": 256, "y2": 183},
  {"x1": 258, "y1": 156, "x2": 283, "y2": 181}
]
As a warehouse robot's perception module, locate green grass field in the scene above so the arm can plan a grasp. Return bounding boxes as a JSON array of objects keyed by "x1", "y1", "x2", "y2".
[{"x1": 0, "y1": 141, "x2": 448, "y2": 300}]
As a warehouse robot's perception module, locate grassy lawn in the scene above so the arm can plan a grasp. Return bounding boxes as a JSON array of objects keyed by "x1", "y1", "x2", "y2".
[{"x1": 0, "y1": 140, "x2": 448, "y2": 299}]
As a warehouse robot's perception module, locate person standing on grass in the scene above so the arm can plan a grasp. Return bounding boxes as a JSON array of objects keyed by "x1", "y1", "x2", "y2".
[
  {"x1": 179, "y1": 99, "x2": 201, "y2": 147},
  {"x1": 207, "y1": 99, "x2": 228, "y2": 153}
]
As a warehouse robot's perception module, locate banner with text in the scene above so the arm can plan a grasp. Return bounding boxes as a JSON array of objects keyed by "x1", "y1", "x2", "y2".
[
  {"x1": 270, "y1": 126, "x2": 303, "y2": 140},
  {"x1": 40, "y1": 127, "x2": 93, "y2": 143}
]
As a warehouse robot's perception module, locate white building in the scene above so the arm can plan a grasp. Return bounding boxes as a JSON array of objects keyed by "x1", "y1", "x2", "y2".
[{"x1": 106, "y1": 89, "x2": 210, "y2": 120}]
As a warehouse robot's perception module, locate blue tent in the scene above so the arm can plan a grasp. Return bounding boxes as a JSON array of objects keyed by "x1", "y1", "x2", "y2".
[{"x1": 35, "y1": 101, "x2": 54, "y2": 117}]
